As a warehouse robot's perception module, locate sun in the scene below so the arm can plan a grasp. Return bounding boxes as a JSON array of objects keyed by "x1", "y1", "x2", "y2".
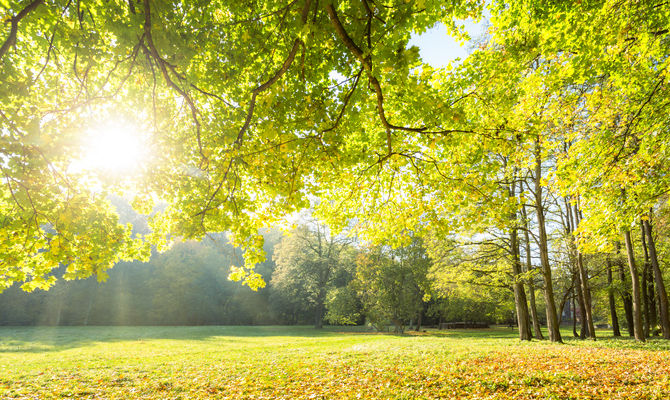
[{"x1": 73, "y1": 120, "x2": 151, "y2": 175}]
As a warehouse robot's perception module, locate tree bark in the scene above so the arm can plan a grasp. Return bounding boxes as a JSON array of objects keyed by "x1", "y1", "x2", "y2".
[
  {"x1": 649, "y1": 272, "x2": 658, "y2": 335},
  {"x1": 623, "y1": 230, "x2": 645, "y2": 342},
  {"x1": 314, "y1": 301, "x2": 324, "y2": 329},
  {"x1": 510, "y1": 210, "x2": 531, "y2": 340},
  {"x1": 640, "y1": 221, "x2": 651, "y2": 337},
  {"x1": 574, "y1": 268, "x2": 589, "y2": 338},
  {"x1": 617, "y1": 259, "x2": 635, "y2": 336},
  {"x1": 642, "y1": 218, "x2": 670, "y2": 339},
  {"x1": 534, "y1": 139, "x2": 562, "y2": 343},
  {"x1": 607, "y1": 258, "x2": 621, "y2": 337},
  {"x1": 571, "y1": 202, "x2": 595, "y2": 340},
  {"x1": 572, "y1": 294, "x2": 578, "y2": 337},
  {"x1": 521, "y1": 200, "x2": 544, "y2": 340}
]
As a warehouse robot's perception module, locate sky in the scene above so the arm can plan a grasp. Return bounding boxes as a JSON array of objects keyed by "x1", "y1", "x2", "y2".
[{"x1": 408, "y1": 17, "x2": 489, "y2": 68}]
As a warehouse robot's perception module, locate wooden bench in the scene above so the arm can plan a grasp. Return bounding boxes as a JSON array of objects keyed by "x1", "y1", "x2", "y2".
[{"x1": 439, "y1": 322, "x2": 490, "y2": 329}]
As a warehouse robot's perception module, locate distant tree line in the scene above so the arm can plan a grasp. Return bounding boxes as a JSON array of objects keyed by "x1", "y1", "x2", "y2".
[
  {"x1": 2, "y1": 200, "x2": 669, "y2": 336},
  {"x1": 0, "y1": 204, "x2": 511, "y2": 328}
]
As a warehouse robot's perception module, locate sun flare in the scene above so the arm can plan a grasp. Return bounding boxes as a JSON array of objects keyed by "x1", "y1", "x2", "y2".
[{"x1": 73, "y1": 120, "x2": 150, "y2": 175}]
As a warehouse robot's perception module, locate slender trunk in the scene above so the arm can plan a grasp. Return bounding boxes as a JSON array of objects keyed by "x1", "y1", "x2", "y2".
[
  {"x1": 314, "y1": 288, "x2": 326, "y2": 329},
  {"x1": 83, "y1": 296, "x2": 94, "y2": 326},
  {"x1": 623, "y1": 230, "x2": 645, "y2": 341},
  {"x1": 642, "y1": 218, "x2": 670, "y2": 339},
  {"x1": 527, "y1": 277, "x2": 542, "y2": 340},
  {"x1": 618, "y1": 261, "x2": 635, "y2": 336},
  {"x1": 576, "y1": 252, "x2": 595, "y2": 339},
  {"x1": 522, "y1": 200, "x2": 544, "y2": 340},
  {"x1": 607, "y1": 258, "x2": 621, "y2": 336},
  {"x1": 649, "y1": 272, "x2": 658, "y2": 335},
  {"x1": 83, "y1": 283, "x2": 96, "y2": 326},
  {"x1": 534, "y1": 139, "x2": 562, "y2": 342},
  {"x1": 415, "y1": 309, "x2": 423, "y2": 331},
  {"x1": 507, "y1": 172, "x2": 531, "y2": 341},
  {"x1": 510, "y1": 217, "x2": 531, "y2": 341},
  {"x1": 570, "y1": 200, "x2": 595, "y2": 339},
  {"x1": 574, "y1": 268, "x2": 589, "y2": 338},
  {"x1": 558, "y1": 283, "x2": 574, "y2": 326},
  {"x1": 572, "y1": 294, "x2": 578, "y2": 337},
  {"x1": 314, "y1": 304, "x2": 324, "y2": 329},
  {"x1": 640, "y1": 221, "x2": 651, "y2": 337}
]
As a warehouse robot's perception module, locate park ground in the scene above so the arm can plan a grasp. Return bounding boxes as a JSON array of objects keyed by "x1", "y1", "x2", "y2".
[{"x1": 1, "y1": 326, "x2": 670, "y2": 399}]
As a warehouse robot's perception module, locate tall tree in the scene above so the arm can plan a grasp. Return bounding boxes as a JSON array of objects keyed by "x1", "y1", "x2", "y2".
[
  {"x1": 606, "y1": 258, "x2": 621, "y2": 337},
  {"x1": 355, "y1": 239, "x2": 430, "y2": 334},
  {"x1": 521, "y1": 199, "x2": 544, "y2": 340},
  {"x1": 272, "y1": 222, "x2": 352, "y2": 328},
  {"x1": 623, "y1": 230, "x2": 645, "y2": 342},
  {"x1": 642, "y1": 217, "x2": 670, "y2": 338}
]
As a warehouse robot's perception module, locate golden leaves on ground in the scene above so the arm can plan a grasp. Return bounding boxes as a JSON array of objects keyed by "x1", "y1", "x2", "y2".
[{"x1": 2, "y1": 327, "x2": 670, "y2": 399}]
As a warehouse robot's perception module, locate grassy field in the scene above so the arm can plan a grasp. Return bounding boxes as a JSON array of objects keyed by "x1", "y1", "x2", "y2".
[{"x1": 1, "y1": 326, "x2": 670, "y2": 399}]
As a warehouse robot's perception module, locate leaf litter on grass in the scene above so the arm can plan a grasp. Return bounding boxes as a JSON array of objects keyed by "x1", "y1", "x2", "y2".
[{"x1": 1, "y1": 327, "x2": 670, "y2": 399}]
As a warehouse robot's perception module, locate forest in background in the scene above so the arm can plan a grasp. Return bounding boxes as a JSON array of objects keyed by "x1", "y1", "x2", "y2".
[{"x1": 3, "y1": 196, "x2": 670, "y2": 337}]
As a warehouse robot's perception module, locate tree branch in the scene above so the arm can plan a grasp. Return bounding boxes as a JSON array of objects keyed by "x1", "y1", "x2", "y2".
[
  {"x1": 325, "y1": 2, "x2": 427, "y2": 155},
  {"x1": 0, "y1": 0, "x2": 44, "y2": 61},
  {"x1": 142, "y1": 0, "x2": 205, "y2": 164},
  {"x1": 234, "y1": 0, "x2": 313, "y2": 147}
]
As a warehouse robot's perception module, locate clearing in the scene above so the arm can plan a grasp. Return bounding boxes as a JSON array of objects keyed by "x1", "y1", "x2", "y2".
[{"x1": 1, "y1": 326, "x2": 669, "y2": 399}]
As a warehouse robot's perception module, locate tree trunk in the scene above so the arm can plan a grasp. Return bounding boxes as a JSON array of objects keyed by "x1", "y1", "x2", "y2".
[
  {"x1": 640, "y1": 222, "x2": 651, "y2": 337},
  {"x1": 314, "y1": 305, "x2": 324, "y2": 329},
  {"x1": 576, "y1": 252, "x2": 595, "y2": 339},
  {"x1": 507, "y1": 175, "x2": 531, "y2": 341},
  {"x1": 314, "y1": 288, "x2": 326, "y2": 329},
  {"x1": 607, "y1": 258, "x2": 621, "y2": 337},
  {"x1": 522, "y1": 201, "x2": 544, "y2": 340},
  {"x1": 534, "y1": 139, "x2": 562, "y2": 343},
  {"x1": 648, "y1": 272, "x2": 658, "y2": 335},
  {"x1": 618, "y1": 259, "x2": 635, "y2": 336},
  {"x1": 526, "y1": 278, "x2": 542, "y2": 340},
  {"x1": 574, "y1": 268, "x2": 589, "y2": 339},
  {"x1": 558, "y1": 283, "x2": 574, "y2": 326},
  {"x1": 510, "y1": 220, "x2": 531, "y2": 341},
  {"x1": 570, "y1": 201, "x2": 595, "y2": 340},
  {"x1": 415, "y1": 309, "x2": 423, "y2": 332},
  {"x1": 572, "y1": 294, "x2": 578, "y2": 337},
  {"x1": 642, "y1": 218, "x2": 670, "y2": 339},
  {"x1": 623, "y1": 230, "x2": 645, "y2": 342}
]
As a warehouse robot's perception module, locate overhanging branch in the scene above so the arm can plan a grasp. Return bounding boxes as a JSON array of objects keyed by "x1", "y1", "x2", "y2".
[
  {"x1": 325, "y1": 2, "x2": 427, "y2": 155},
  {"x1": 0, "y1": 0, "x2": 44, "y2": 61}
]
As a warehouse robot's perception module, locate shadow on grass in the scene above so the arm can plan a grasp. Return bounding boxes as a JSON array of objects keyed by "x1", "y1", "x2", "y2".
[
  {"x1": 0, "y1": 325, "x2": 521, "y2": 353},
  {"x1": 1, "y1": 325, "x2": 668, "y2": 354},
  {"x1": 0, "y1": 325, "x2": 358, "y2": 353}
]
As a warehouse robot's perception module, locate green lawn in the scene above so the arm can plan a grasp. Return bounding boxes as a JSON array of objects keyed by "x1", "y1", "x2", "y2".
[{"x1": 1, "y1": 326, "x2": 669, "y2": 399}]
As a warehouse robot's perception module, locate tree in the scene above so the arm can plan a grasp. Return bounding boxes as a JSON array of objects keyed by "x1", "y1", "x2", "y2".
[
  {"x1": 355, "y1": 237, "x2": 430, "y2": 333},
  {"x1": 271, "y1": 222, "x2": 353, "y2": 328},
  {"x1": 426, "y1": 236, "x2": 518, "y2": 327}
]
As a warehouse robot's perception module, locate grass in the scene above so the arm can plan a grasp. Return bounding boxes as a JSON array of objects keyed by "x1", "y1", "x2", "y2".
[{"x1": 1, "y1": 325, "x2": 670, "y2": 399}]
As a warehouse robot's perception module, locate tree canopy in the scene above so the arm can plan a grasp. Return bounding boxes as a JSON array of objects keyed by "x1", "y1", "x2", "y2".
[{"x1": 1, "y1": 0, "x2": 482, "y2": 290}]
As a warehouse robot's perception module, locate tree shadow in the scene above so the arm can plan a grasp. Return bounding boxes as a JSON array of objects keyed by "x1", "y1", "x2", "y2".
[
  {"x1": 0, "y1": 325, "x2": 367, "y2": 353},
  {"x1": 3, "y1": 325, "x2": 666, "y2": 354}
]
